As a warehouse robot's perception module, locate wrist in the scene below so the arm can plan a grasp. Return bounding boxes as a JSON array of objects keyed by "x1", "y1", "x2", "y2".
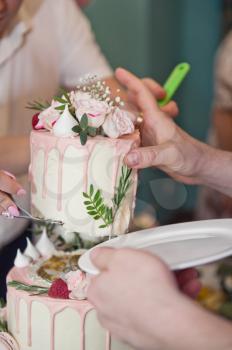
[
  {"x1": 196, "y1": 143, "x2": 232, "y2": 194},
  {"x1": 148, "y1": 294, "x2": 232, "y2": 350}
]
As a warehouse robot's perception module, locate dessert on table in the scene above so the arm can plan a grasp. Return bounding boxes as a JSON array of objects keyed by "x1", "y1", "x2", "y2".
[{"x1": 2, "y1": 77, "x2": 139, "y2": 350}]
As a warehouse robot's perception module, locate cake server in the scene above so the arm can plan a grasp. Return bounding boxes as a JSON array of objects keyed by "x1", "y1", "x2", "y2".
[
  {"x1": 158, "y1": 62, "x2": 191, "y2": 107},
  {"x1": 2, "y1": 204, "x2": 64, "y2": 225}
]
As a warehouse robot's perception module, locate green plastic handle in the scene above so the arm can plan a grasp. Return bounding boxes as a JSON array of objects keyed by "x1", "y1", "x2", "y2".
[{"x1": 158, "y1": 63, "x2": 191, "y2": 107}]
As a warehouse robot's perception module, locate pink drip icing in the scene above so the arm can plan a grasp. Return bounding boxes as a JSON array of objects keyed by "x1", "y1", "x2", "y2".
[
  {"x1": 15, "y1": 295, "x2": 20, "y2": 333},
  {"x1": 84, "y1": 143, "x2": 97, "y2": 193},
  {"x1": 57, "y1": 153, "x2": 64, "y2": 211},
  {"x1": 27, "y1": 300, "x2": 33, "y2": 346},
  {"x1": 42, "y1": 152, "x2": 49, "y2": 198},
  {"x1": 106, "y1": 331, "x2": 111, "y2": 350}
]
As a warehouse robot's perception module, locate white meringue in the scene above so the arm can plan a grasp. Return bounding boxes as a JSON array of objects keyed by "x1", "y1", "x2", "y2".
[
  {"x1": 36, "y1": 228, "x2": 55, "y2": 257},
  {"x1": 52, "y1": 105, "x2": 78, "y2": 137},
  {"x1": 14, "y1": 249, "x2": 31, "y2": 268},
  {"x1": 24, "y1": 238, "x2": 40, "y2": 261}
]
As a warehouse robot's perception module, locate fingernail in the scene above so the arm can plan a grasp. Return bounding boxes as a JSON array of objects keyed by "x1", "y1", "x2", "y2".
[
  {"x1": 17, "y1": 189, "x2": 26, "y2": 196},
  {"x1": 2, "y1": 170, "x2": 16, "y2": 180},
  {"x1": 8, "y1": 206, "x2": 20, "y2": 217},
  {"x1": 126, "y1": 152, "x2": 139, "y2": 166}
]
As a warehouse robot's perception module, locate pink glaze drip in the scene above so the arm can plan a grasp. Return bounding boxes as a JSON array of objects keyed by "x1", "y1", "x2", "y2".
[
  {"x1": 84, "y1": 143, "x2": 97, "y2": 193},
  {"x1": 106, "y1": 332, "x2": 111, "y2": 350},
  {"x1": 27, "y1": 299, "x2": 33, "y2": 346},
  {"x1": 15, "y1": 295, "x2": 20, "y2": 334},
  {"x1": 57, "y1": 153, "x2": 64, "y2": 211}
]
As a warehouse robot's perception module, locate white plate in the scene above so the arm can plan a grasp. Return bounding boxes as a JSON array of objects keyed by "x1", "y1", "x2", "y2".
[{"x1": 78, "y1": 219, "x2": 232, "y2": 274}]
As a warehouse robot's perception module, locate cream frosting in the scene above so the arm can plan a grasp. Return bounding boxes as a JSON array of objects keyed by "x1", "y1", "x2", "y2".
[
  {"x1": 35, "y1": 229, "x2": 55, "y2": 257},
  {"x1": 14, "y1": 249, "x2": 31, "y2": 268},
  {"x1": 24, "y1": 238, "x2": 40, "y2": 261}
]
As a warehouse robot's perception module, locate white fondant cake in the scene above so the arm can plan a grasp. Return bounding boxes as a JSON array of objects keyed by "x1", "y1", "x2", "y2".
[{"x1": 30, "y1": 131, "x2": 139, "y2": 239}]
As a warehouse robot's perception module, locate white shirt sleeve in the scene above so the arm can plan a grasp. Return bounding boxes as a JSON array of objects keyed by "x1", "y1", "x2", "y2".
[{"x1": 57, "y1": 0, "x2": 113, "y2": 87}]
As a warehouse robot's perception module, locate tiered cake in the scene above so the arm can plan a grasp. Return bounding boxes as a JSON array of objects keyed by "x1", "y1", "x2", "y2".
[{"x1": 4, "y1": 78, "x2": 139, "y2": 350}]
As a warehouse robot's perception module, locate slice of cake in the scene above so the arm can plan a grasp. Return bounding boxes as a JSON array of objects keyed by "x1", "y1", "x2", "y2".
[
  {"x1": 6, "y1": 236, "x2": 133, "y2": 350},
  {"x1": 29, "y1": 78, "x2": 139, "y2": 240}
]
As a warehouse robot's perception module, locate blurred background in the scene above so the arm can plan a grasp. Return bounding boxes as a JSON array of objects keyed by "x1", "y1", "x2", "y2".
[{"x1": 84, "y1": 0, "x2": 226, "y2": 225}]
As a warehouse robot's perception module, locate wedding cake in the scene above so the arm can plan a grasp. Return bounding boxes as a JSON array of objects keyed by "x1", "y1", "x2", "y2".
[{"x1": 2, "y1": 77, "x2": 139, "y2": 349}]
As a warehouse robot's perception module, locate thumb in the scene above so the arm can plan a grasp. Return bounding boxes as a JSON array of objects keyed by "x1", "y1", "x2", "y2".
[
  {"x1": 124, "y1": 143, "x2": 178, "y2": 170},
  {"x1": 90, "y1": 247, "x2": 116, "y2": 272}
]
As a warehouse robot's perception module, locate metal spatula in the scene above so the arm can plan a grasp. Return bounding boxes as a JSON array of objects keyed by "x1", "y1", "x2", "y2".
[{"x1": 2, "y1": 204, "x2": 64, "y2": 226}]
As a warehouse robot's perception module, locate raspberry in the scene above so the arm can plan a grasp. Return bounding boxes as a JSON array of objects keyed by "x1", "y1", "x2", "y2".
[
  {"x1": 32, "y1": 113, "x2": 40, "y2": 130},
  {"x1": 48, "y1": 279, "x2": 69, "y2": 299}
]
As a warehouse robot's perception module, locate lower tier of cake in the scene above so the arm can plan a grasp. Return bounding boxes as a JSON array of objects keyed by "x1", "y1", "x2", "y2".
[{"x1": 7, "y1": 268, "x2": 133, "y2": 350}]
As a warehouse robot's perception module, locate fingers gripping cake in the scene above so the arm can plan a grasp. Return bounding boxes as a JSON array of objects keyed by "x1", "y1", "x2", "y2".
[{"x1": 5, "y1": 78, "x2": 139, "y2": 350}]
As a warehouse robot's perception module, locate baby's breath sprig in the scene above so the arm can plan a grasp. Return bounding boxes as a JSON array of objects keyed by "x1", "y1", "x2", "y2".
[{"x1": 77, "y1": 76, "x2": 125, "y2": 108}]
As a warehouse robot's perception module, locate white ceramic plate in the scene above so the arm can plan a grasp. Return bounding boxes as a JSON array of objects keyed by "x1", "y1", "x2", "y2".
[{"x1": 78, "y1": 219, "x2": 232, "y2": 274}]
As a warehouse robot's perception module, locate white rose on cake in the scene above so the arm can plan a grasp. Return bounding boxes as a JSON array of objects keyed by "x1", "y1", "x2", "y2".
[
  {"x1": 71, "y1": 91, "x2": 109, "y2": 128},
  {"x1": 103, "y1": 107, "x2": 135, "y2": 139}
]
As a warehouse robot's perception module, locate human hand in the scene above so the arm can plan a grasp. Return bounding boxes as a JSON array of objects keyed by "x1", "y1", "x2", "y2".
[
  {"x1": 116, "y1": 68, "x2": 208, "y2": 185},
  {"x1": 0, "y1": 170, "x2": 26, "y2": 217},
  {"x1": 88, "y1": 247, "x2": 189, "y2": 350}
]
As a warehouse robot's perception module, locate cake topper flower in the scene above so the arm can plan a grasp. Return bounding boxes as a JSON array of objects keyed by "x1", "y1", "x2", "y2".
[{"x1": 27, "y1": 76, "x2": 135, "y2": 145}]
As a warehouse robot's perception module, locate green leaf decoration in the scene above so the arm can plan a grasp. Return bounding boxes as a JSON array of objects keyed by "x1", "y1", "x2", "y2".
[
  {"x1": 80, "y1": 131, "x2": 88, "y2": 145},
  {"x1": 80, "y1": 114, "x2": 88, "y2": 130},
  {"x1": 8, "y1": 280, "x2": 49, "y2": 295},
  {"x1": 53, "y1": 96, "x2": 67, "y2": 104},
  {"x1": 55, "y1": 105, "x2": 66, "y2": 111},
  {"x1": 87, "y1": 126, "x2": 97, "y2": 137},
  {"x1": 83, "y1": 166, "x2": 133, "y2": 230},
  {"x1": 72, "y1": 125, "x2": 82, "y2": 134},
  {"x1": 0, "y1": 298, "x2": 6, "y2": 308},
  {"x1": 0, "y1": 320, "x2": 8, "y2": 332},
  {"x1": 113, "y1": 166, "x2": 132, "y2": 208},
  {"x1": 83, "y1": 186, "x2": 113, "y2": 228},
  {"x1": 26, "y1": 100, "x2": 50, "y2": 111}
]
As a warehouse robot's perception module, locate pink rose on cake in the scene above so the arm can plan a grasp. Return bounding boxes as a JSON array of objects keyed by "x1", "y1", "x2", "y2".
[
  {"x1": 69, "y1": 278, "x2": 90, "y2": 301},
  {"x1": 71, "y1": 91, "x2": 109, "y2": 128},
  {"x1": 102, "y1": 108, "x2": 135, "y2": 139},
  {"x1": 64, "y1": 269, "x2": 90, "y2": 300},
  {"x1": 34, "y1": 100, "x2": 60, "y2": 130},
  {"x1": 65, "y1": 270, "x2": 85, "y2": 291}
]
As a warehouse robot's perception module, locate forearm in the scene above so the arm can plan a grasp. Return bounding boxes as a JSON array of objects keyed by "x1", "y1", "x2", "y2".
[
  {"x1": 0, "y1": 136, "x2": 30, "y2": 176},
  {"x1": 146, "y1": 296, "x2": 232, "y2": 350},
  {"x1": 197, "y1": 142, "x2": 232, "y2": 196},
  {"x1": 169, "y1": 298, "x2": 232, "y2": 350}
]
